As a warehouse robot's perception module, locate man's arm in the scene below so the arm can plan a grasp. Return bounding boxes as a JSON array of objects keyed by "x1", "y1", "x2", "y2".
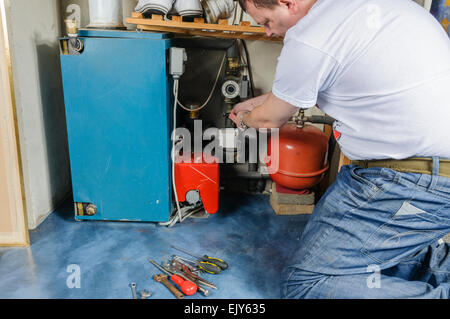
[{"x1": 229, "y1": 92, "x2": 299, "y2": 129}]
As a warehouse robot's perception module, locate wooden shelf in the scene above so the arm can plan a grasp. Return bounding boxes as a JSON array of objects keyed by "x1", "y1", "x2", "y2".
[{"x1": 126, "y1": 12, "x2": 282, "y2": 42}]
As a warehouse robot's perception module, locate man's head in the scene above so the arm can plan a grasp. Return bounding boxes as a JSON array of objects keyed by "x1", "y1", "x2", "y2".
[{"x1": 238, "y1": 0, "x2": 317, "y2": 37}]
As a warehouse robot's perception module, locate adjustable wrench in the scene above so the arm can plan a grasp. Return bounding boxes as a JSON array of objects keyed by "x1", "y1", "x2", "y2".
[{"x1": 153, "y1": 274, "x2": 184, "y2": 299}]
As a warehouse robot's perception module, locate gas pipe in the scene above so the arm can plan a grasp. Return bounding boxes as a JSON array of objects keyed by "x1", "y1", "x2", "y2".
[{"x1": 266, "y1": 122, "x2": 329, "y2": 190}]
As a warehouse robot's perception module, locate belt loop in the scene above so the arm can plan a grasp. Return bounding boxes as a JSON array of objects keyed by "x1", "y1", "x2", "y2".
[
  {"x1": 362, "y1": 160, "x2": 368, "y2": 169},
  {"x1": 428, "y1": 156, "x2": 440, "y2": 191}
]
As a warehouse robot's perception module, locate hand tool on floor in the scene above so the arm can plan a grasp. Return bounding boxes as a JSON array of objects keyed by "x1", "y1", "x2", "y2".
[
  {"x1": 170, "y1": 256, "x2": 216, "y2": 284},
  {"x1": 153, "y1": 274, "x2": 185, "y2": 299},
  {"x1": 171, "y1": 245, "x2": 229, "y2": 270},
  {"x1": 173, "y1": 255, "x2": 222, "y2": 275},
  {"x1": 170, "y1": 273, "x2": 197, "y2": 296},
  {"x1": 170, "y1": 258, "x2": 218, "y2": 290},
  {"x1": 130, "y1": 282, "x2": 138, "y2": 299},
  {"x1": 171, "y1": 255, "x2": 202, "y2": 273},
  {"x1": 164, "y1": 259, "x2": 215, "y2": 293},
  {"x1": 139, "y1": 289, "x2": 152, "y2": 299},
  {"x1": 148, "y1": 259, "x2": 199, "y2": 296}
]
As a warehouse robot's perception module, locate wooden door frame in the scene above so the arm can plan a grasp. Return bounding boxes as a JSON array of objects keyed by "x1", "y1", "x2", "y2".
[{"x1": 0, "y1": 0, "x2": 29, "y2": 247}]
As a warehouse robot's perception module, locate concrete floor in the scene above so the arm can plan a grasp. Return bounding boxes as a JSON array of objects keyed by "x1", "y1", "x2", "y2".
[{"x1": 0, "y1": 192, "x2": 309, "y2": 299}]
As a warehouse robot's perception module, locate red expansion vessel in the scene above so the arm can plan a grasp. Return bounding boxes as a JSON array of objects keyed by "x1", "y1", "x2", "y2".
[{"x1": 265, "y1": 123, "x2": 329, "y2": 190}]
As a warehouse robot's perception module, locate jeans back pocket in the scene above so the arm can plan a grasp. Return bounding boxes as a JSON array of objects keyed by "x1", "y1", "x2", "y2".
[{"x1": 361, "y1": 200, "x2": 449, "y2": 265}]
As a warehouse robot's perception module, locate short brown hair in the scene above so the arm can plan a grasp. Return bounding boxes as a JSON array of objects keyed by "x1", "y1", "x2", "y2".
[{"x1": 238, "y1": 0, "x2": 279, "y2": 12}]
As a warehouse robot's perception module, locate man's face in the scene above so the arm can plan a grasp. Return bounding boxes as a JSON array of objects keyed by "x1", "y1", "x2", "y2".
[{"x1": 245, "y1": 0, "x2": 313, "y2": 38}]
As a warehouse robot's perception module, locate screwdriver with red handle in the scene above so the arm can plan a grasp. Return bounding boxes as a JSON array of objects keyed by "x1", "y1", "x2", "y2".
[
  {"x1": 170, "y1": 274, "x2": 197, "y2": 296},
  {"x1": 149, "y1": 259, "x2": 198, "y2": 296}
]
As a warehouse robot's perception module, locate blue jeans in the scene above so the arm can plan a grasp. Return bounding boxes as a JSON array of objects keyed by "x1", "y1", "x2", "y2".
[{"x1": 281, "y1": 158, "x2": 450, "y2": 298}]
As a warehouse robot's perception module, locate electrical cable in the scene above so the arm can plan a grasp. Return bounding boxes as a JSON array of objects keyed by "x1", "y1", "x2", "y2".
[
  {"x1": 159, "y1": 205, "x2": 204, "y2": 228},
  {"x1": 231, "y1": 1, "x2": 238, "y2": 25},
  {"x1": 175, "y1": 53, "x2": 227, "y2": 113},
  {"x1": 239, "y1": 3, "x2": 244, "y2": 23},
  {"x1": 240, "y1": 39, "x2": 256, "y2": 98},
  {"x1": 159, "y1": 79, "x2": 197, "y2": 228},
  {"x1": 171, "y1": 78, "x2": 183, "y2": 225}
]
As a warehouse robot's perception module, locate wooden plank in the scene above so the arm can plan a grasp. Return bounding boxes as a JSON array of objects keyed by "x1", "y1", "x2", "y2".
[
  {"x1": 0, "y1": 5, "x2": 29, "y2": 246},
  {"x1": 127, "y1": 15, "x2": 272, "y2": 34},
  {"x1": 136, "y1": 24, "x2": 282, "y2": 42},
  {"x1": 324, "y1": 122, "x2": 332, "y2": 139},
  {"x1": 128, "y1": 13, "x2": 284, "y2": 41},
  {"x1": 338, "y1": 152, "x2": 352, "y2": 171},
  {"x1": 137, "y1": 24, "x2": 191, "y2": 35}
]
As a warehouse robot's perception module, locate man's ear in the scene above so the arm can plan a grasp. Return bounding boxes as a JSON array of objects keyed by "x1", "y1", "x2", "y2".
[{"x1": 278, "y1": 0, "x2": 297, "y2": 12}]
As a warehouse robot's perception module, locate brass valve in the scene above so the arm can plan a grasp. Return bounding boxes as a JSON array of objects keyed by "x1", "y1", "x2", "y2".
[{"x1": 292, "y1": 110, "x2": 308, "y2": 128}]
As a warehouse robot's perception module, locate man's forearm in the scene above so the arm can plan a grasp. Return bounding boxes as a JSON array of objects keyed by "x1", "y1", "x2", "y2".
[
  {"x1": 240, "y1": 107, "x2": 274, "y2": 129},
  {"x1": 240, "y1": 94, "x2": 298, "y2": 129},
  {"x1": 232, "y1": 92, "x2": 271, "y2": 115}
]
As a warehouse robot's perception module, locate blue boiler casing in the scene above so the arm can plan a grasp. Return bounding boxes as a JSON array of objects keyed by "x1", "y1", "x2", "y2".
[{"x1": 60, "y1": 30, "x2": 173, "y2": 222}]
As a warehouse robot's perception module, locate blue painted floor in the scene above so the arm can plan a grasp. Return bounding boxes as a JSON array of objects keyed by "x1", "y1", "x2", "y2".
[{"x1": 0, "y1": 193, "x2": 309, "y2": 299}]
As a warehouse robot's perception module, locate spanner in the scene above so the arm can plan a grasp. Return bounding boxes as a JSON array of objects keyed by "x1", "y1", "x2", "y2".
[
  {"x1": 130, "y1": 282, "x2": 138, "y2": 299},
  {"x1": 139, "y1": 289, "x2": 152, "y2": 299},
  {"x1": 153, "y1": 274, "x2": 185, "y2": 299}
]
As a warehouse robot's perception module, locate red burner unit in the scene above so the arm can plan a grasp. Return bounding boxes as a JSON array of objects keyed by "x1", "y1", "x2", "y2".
[{"x1": 174, "y1": 153, "x2": 220, "y2": 214}]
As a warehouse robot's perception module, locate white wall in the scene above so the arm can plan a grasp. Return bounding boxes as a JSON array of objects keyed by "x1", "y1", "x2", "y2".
[{"x1": 5, "y1": 0, "x2": 71, "y2": 229}]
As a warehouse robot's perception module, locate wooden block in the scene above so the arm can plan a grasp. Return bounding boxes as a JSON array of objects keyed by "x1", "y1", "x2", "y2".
[
  {"x1": 240, "y1": 21, "x2": 251, "y2": 27},
  {"x1": 270, "y1": 196, "x2": 315, "y2": 215},
  {"x1": 152, "y1": 14, "x2": 164, "y2": 20},
  {"x1": 172, "y1": 15, "x2": 182, "y2": 22},
  {"x1": 271, "y1": 183, "x2": 315, "y2": 205},
  {"x1": 194, "y1": 18, "x2": 205, "y2": 23},
  {"x1": 132, "y1": 12, "x2": 143, "y2": 18},
  {"x1": 218, "y1": 19, "x2": 229, "y2": 25}
]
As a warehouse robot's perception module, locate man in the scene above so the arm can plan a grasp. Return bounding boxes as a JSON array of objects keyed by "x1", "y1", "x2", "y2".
[{"x1": 230, "y1": 0, "x2": 450, "y2": 298}]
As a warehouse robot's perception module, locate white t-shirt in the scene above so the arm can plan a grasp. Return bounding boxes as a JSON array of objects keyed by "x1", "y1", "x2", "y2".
[{"x1": 272, "y1": 0, "x2": 450, "y2": 160}]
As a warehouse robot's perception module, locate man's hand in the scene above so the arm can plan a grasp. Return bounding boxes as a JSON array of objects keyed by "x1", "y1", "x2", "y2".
[
  {"x1": 229, "y1": 92, "x2": 301, "y2": 129},
  {"x1": 229, "y1": 110, "x2": 250, "y2": 129},
  {"x1": 230, "y1": 93, "x2": 271, "y2": 119},
  {"x1": 230, "y1": 101, "x2": 257, "y2": 116}
]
